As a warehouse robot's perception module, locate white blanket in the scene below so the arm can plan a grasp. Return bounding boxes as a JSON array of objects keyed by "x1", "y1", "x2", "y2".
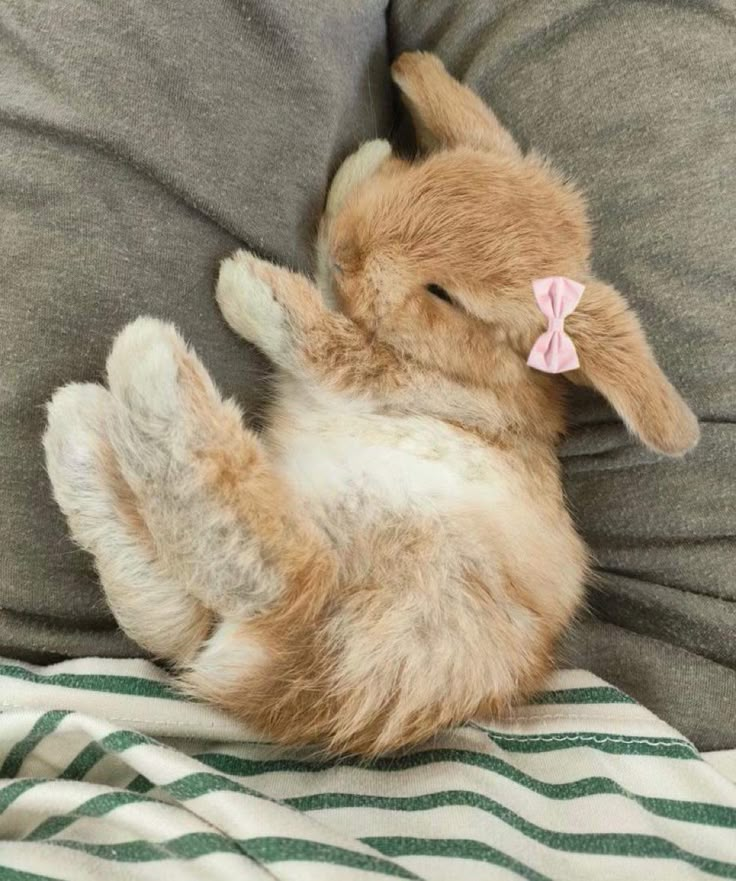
[{"x1": 1, "y1": 657, "x2": 735, "y2": 880}]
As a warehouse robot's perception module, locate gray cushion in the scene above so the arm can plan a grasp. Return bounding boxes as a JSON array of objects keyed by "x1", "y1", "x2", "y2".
[
  {"x1": 3, "y1": 0, "x2": 734, "y2": 752},
  {"x1": 389, "y1": 0, "x2": 736, "y2": 749},
  {"x1": 0, "y1": 0, "x2": 392, "y2": 660}
]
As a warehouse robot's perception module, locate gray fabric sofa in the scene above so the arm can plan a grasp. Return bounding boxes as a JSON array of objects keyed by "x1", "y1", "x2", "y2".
[{"x1": 1, "y1": 0, "x2": 733, "y2": 748}]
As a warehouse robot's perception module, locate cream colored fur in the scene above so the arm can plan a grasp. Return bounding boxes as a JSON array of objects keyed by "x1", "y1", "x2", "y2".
[{"x1": 44, "y1": 53, "x2": 698, "y2": 756}]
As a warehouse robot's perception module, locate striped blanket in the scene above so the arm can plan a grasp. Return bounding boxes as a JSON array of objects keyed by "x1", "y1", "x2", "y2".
[{"x1": 1, "y1": 657, "x2": 735, "y2": 880}]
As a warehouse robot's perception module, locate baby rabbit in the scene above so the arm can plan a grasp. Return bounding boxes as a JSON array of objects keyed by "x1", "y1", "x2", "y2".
[{"x1": 44, "y1": 52, "x2": 698, "y2": 756}]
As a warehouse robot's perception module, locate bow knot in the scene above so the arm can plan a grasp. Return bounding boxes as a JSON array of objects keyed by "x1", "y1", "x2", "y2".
[
  {"x1": 526, "y1": 276, "x2": 584, "y2": 374},
  {"x1": 550, "y1": 316, "x2": 565, "y2": 333}
]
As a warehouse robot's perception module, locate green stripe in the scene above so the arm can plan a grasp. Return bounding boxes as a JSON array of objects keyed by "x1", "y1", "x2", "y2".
[
  {"x1": 0, "y1": 661, "x2": 628, "y2": 709},
  {"x1": 531, "y1": 687, "x2": 634, "y2": 705},
  {"x1": 242, "y1": 837, "x2": 418, "y2": 878},
  {"x1": 368, "y1": 838, "x2": 553, "y2": 881},
  {"x1": 0, "y1": 867, "x2": 64, "y2": 881},
  {"x1": 198, "y1": 747, "x2": 727, "y2": 825},
  {"x1": 25, "y1": 790, "x2": 158, "y2": 842},
  {"x1": 59, "y1": 742, "x2": 106, "y2": 781},
  {"x1": 365, "y1": 835, "x2": 736, "y2": 880},
  {"x1": 127, "y1": 774, "x2": 156, "y2": 794},
  {"x1": 0, "y1": 711, "x2": 70, "y2": 778},
  {"x1": 0, "y1": 779, "x2": 43, "y2": 815},
  {"x1": 40, "y1": 834, "x2": 417, "y2": 878},
  {"x1": 296, "y1": 789, "x2": 736, "y2": 848},
  {"x1": 99, "y1": 729, "x2": 156, "y2": 750},
  {"x1": 477, "y1": 728, "x2": 697, "y2": 758},
  {"x1": 165, "y1": 771, "x2": 271, "y2": 803},
  {"x1": 62, "y1": 728, "x2": 155, "y2": 779},
  {"x1": 0, "y1": 663, "x2": 184, "y2": 702},
  {"x1": 44, "y1": 832, "x2": 248, "y2": 862},
  {"x1": 51, "y1": 728, "x2": 155, "y2": 790},
  {"x1": 197, "y1": 739, "x2": 693, "y2": 779},
  {"x1": 287, "y1": 782, "x2": 736, "y2": 829}
]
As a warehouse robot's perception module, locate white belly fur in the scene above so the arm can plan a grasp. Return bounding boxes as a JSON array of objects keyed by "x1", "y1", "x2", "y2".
[{"x1": 267, "y1": 380, "x2": 518, "y2": 527}]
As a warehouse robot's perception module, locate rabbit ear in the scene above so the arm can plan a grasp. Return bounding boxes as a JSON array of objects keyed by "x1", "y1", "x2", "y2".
[
  {"x1": 391, "y1": 52, "x2": 521, "y2": 158},
  {"x1": 564, "y1": 279, "x2": 699, "y2": 456},
  {"x1": 324, "y1": 140, "x2": 393, "y2": 220}
]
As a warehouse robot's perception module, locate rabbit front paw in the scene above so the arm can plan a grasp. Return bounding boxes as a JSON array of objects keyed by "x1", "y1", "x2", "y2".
[{"x1": 216, "y1": 250, "x2": 288, "y2": 358}]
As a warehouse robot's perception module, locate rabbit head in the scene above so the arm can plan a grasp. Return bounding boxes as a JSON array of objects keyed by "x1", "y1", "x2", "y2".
[{"x1": 320, "y1": 52, "x2": 698, "y2": 457}]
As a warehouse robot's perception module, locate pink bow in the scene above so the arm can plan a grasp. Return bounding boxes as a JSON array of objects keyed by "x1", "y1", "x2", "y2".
[{"x1": 526, "y1": 276, "x2": 584, "y2": 374}]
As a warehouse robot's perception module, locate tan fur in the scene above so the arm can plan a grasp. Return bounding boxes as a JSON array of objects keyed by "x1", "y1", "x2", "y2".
[{"x1": 44, "y1": 52, "x2": 697, "y2": 757}]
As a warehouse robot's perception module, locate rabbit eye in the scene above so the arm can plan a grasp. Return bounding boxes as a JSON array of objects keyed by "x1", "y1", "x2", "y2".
[{"x1": 426, "y1": 283, "x2": 454, "y2": 305}]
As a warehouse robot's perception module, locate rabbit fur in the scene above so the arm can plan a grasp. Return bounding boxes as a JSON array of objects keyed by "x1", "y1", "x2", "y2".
[{"x1": 44, "y1": 52, "x2": 699, "y2": 757}]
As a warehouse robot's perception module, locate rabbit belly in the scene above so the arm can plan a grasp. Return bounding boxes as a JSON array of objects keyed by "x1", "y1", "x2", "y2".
[{"x1": 267, "y1": 389, "x2": 513, "y2": 529}]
